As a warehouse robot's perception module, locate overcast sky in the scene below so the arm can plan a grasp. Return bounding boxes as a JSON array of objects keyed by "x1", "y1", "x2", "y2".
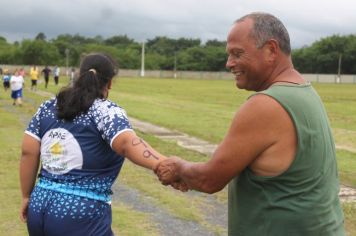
[{"x1": 0, "y1": 0, "x2": 355, "y2": 49}]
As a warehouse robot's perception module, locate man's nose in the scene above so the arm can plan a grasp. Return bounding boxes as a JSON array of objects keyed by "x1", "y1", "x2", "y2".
[{"x1": 226, "y1": 56, "x2": 234, "y2": 70}]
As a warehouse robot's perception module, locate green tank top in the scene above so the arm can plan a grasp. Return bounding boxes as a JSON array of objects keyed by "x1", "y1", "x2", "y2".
[{"x1": 228, "y1": 83, "x2": 345, "y2": 236}]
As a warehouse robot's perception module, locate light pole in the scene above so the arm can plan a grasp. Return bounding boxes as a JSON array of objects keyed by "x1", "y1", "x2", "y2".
[
  {"x1": 140, "y1": 42, "x2": 145, "y2": 77},
  {"x1": 337, "y1": 53, "x2": 342, "y2": 83},
  {"x1": 173, "y1": 51, "x2": 177, "y2": 79}
]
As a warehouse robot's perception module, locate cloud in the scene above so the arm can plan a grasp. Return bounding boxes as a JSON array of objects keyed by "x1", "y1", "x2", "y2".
[{"x1": 0, "y1": 0, "x2": 355, "y2": 48}]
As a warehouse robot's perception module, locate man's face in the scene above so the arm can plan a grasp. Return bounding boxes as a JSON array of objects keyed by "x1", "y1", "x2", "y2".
[{"x1": 225, "y1": 19, "x2": 269, "y2": 91}]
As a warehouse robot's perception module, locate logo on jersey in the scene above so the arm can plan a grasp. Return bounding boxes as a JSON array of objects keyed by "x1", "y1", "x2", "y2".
[
  {"x1": 50, "y1": 142, "x2": 63, "y2": 155},
  {"x1": 41, "y1": 128, "x2": 83, "y2": 174}
]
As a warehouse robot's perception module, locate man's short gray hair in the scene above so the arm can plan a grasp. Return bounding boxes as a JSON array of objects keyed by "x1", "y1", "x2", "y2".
[{"x1": 235, "y1": 12, "x2": 291, "y2": 55}]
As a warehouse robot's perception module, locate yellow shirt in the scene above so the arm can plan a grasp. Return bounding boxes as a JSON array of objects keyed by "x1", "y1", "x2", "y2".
[{"x1": 30, "y1": 68, "x2": 39, "y2": 80}]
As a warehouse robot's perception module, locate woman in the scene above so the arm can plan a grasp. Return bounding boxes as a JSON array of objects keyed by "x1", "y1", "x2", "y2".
[
  {"x1": 10, "y1": 69, "x2": 24, "y2": 106},
  {"x1": 29, "y1": 65, "x2": 39, "y2": 91},
  {"x1": 20, "y1": 53, "x2": 185, "y2": 236}
]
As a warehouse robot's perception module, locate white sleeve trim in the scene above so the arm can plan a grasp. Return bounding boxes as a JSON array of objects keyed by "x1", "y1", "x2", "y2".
[
  {"x1": 25, "y1": 130, "x2": 41, "y2": 141},
  {"x1": 110, "y1": 128, "x2": 135, "y2": 148}
]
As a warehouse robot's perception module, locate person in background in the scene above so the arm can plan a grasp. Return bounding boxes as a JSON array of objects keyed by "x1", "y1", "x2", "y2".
[
  {"x1": 2, "y1": 69, "x2": 11, "y2": 91},
  {"x1": 19, "y1": 67, "x2": 26, "y2": 79},
  {"x1": 10, "y1": 69, "x2": 24, "y2": 106},
  {"x1": 19, "y1": 53, "x2": 187, "y2": 236},
  {"x1": 30, "y1": 65, "x2": 39, "y2": 91},
  {"x1": 41, "y1": 65, "x2": 51, "y2": 89},
  {"x1": 156, "y1": 12, "x2": 345, "y2": 236},
  {"x1": 53, "y1": 65, "x2": 60, "y2": 85}
]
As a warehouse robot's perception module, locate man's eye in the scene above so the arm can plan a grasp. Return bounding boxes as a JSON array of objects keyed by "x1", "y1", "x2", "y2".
[{"x1": 230, "y1": 52, "x2": 241, "y2": 58}]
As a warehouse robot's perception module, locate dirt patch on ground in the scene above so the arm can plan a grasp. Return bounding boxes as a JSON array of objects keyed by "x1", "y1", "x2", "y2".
[{"x1": 112, "y1": 184, "x2": 223, "y2": 236}]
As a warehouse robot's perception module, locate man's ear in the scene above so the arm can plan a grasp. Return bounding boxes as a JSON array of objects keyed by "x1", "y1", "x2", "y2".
[
  {"x1": 108, "y1": 80, "x2": 112, "y2": 89},
  {"x1": 263, "y1": 39, "x2": 279, "y2": 63}
]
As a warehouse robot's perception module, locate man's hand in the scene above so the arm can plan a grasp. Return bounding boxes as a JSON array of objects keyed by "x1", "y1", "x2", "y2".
[
  {"x1": 171, "y1": 180, "x2": 189, "y2": 192},
  {"x1": 155, "y1": 156, "x2": 184, "y2": 185}
]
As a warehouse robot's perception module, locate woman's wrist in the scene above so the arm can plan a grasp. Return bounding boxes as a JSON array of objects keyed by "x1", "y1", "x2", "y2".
[{"x1": 152, "y1": 157, "x2": 166, "y2": 172}]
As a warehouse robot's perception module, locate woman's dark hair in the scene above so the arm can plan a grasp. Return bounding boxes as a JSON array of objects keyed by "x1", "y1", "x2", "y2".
[{"x1": 56, "y1": 53, "x2": 118, "y2": 120}]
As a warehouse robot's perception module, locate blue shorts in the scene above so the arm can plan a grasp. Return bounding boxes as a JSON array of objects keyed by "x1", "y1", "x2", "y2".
[
  {"x1": 27, "y1": 186, "x2": 114, "y2": 236},
  {"x1": 11, "y1": 89, "x2": 22, "y2": 99}
]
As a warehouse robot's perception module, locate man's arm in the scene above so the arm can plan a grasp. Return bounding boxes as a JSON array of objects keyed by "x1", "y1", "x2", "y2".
[{"x1": 157, "y1": 94, "x2": 285, "y2": 193}]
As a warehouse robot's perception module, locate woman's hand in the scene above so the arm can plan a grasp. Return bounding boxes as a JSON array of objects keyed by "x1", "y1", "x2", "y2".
[{"x1": 20, "y1": 197, "x2": 30, "y2": 223}]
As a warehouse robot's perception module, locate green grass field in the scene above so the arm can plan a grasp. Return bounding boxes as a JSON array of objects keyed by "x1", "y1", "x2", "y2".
[{"x1": 1, "y1": 77, "x2": 355, "y2": 235}]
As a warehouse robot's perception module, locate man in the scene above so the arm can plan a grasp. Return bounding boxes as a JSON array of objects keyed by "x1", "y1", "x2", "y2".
[
  {"x1": 156, "y1": 12, "x2": 345, "y2": 235},
  {"x1": 41, "y1": 65, "x2": 51, "y2": 89},
  {"x1": 53, "y1": 65, "x2": 60, "y2": 85}
]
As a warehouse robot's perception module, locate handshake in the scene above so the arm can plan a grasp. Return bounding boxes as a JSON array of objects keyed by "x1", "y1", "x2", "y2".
[{"x1": 154, "y1": 156, "x2": 190, "y2": 192}]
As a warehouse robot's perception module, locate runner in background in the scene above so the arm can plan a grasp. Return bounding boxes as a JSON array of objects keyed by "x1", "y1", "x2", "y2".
[
  {"x1": 10, "y1": 69, "x2": 24, "y2": 106},
  {"x1": 53, "y1": 65, "x2": 60, "y2": 85},
  {"x1": 30, "y1": 65, "x2": 39, "y2": 91},
  {"x1": 2, "y1": 69, "x2": 11, "y2": 91},
  {"x1": 41, "y1": 65, "x2": 51, "y2": 89}
]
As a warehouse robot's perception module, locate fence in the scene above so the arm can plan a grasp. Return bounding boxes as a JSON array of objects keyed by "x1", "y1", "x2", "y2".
[
  {"x1": 1, "y1": 64, "x2": 356, "y2": 84},
  {"x1": 119, "y1": 70, "x2": 356, "y2": 83}
]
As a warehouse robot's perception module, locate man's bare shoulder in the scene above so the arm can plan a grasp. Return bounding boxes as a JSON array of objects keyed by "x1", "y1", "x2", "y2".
[
  {"x1": 233, "y1": 93, "x2": 288, "y2": 130},
  {"x1": 238, "y1": 94, "x2": 297, "y2": 176}
]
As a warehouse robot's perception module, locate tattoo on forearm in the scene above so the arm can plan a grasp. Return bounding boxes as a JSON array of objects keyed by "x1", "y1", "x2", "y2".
[
  {"x1": 143, "y1": 150, "x2": 160, "y2": 160},
  {"x1": 132, "y1": 138, "x2": 147, "y2": 148},
  {"x1": 132, "y1": 138, "x2": 160, "y2": 160}
]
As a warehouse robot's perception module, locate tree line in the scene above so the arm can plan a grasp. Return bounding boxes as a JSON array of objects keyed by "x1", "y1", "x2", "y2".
[{"x1": 0, "y1": 33, "x2": 355, "y2": 73}]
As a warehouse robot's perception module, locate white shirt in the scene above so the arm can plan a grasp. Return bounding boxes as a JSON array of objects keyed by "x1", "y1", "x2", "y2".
[
  {"x1": 54, "y1": 67, "x2": 60, "y2": 76},
  {"x1": 10, "y1": 75, "x2": 24, "y2": 91}
]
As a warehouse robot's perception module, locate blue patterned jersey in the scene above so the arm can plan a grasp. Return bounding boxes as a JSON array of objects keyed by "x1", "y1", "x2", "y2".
[{"x1": 26, "y1": 98, "x2": 133, "y2": 202}]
